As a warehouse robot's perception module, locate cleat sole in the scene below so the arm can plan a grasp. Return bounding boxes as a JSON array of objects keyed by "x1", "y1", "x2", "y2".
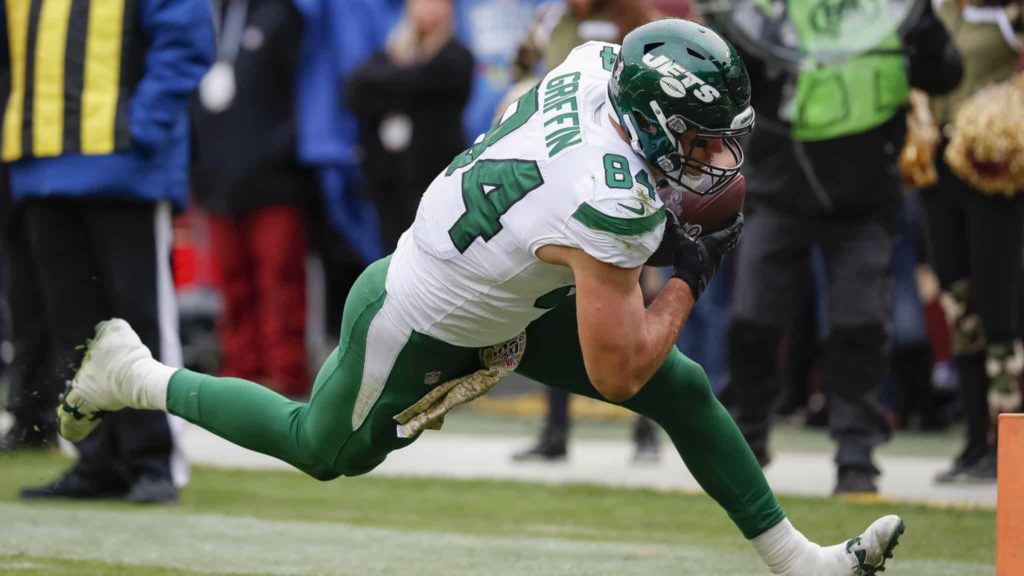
[
  {"x1": 55, "y1": 321, "x2": 115, "y2": 443},
  {"x1": 865, "y1": 519, "x2": 904, "y2": 575}
]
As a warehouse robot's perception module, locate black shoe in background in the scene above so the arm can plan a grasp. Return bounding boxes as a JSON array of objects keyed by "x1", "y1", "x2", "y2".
[
  {"x1": 0, "y1": 422, "x2": 56, "y2": 453},
  {"x1": 126, "y1": 476, "x2": 179, "y2": 504},
  {"x1": 753, "y1": 448, "x2": 772, "y2": 469},
  {"x1": 934, "y1": 457, "x2": 976, "y2": 484},
  {"x1": 632, "y1": 436, "x2": 660, "y2": 464},
  {"x1": 512, "y1": 432, "x2": 567, "y2": 462},
  {"x1": 833, "y1": 466, "x2": 878, "y2": 495},
  {"x1": 934, "y1": 446, "x2": 989, "y2": 484},
  {"x1": 19, "y1": 470, "x2": 128, "y2": 501},
  {"x1": 631, "y1": 417, "x2": 660, "y2": 464},
  {"x1": 962, "y1": 452, "x2": 997, "y2": 483}
]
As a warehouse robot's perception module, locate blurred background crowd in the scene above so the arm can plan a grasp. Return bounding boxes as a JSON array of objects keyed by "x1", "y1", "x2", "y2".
[{"x1": 0, "y1": 0, "x2": 1022, "y2": 503}]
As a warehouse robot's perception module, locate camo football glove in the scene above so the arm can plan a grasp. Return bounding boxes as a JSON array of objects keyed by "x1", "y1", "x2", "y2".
[{"x1": 667, "y1": 211, "x2": 744, "y2": 301}]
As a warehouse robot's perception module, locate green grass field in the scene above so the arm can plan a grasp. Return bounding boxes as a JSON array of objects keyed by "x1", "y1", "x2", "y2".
[{"x1": 0, "y1": 450, "x2": 996, "y2": 576}]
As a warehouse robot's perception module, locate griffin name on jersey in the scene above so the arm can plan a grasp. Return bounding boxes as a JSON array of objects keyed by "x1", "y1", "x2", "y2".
[{"x1": 386, "y1": 41, "x2": 666, "y2": 348}]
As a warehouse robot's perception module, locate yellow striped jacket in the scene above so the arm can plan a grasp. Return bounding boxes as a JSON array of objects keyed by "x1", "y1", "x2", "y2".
[{"x1": 2, "y1": 0, "x2": 144, "y2": 161}]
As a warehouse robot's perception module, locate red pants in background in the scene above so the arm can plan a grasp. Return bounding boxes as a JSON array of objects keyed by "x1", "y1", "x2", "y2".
[{"x1": 208, "y1": 206, "x2": 308, "y2": 398}]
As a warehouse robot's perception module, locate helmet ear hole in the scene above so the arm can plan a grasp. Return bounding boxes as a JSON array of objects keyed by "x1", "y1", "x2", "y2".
[
  {"x1": 632, "y1": 112, "x2": 656, "y2": 133},
  {"x1": 642, "y1": 42, "x2": 664, "y2": 54},
  {"x1": 687, "y1": 47, "x2": 707, "y2": 60}
]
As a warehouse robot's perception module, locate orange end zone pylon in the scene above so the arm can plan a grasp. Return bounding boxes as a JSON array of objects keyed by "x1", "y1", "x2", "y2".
[{"x1": 998, "y1": 413, "x2": 1024, "y2": 575}]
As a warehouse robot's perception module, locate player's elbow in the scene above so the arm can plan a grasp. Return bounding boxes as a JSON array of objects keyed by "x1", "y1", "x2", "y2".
[
  {"x1": 591, "y1": 374, "x2": 644, "y2": 403},
  {"x1": 586, "y1": 347, "x2": 652, "y2": 402}
]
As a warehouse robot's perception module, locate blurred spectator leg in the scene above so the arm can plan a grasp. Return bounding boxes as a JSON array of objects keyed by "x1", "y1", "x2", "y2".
[
  {"x1": 725, "y1": 319, "x2": 782, "y2": 467},
  {"x1": 20, "y1": 199, "x2": 125, "y2": 496},
  {"x1": 824, "y1": 324, "x2": 890, "y2": 493},
  {"x1": 922, "y1": 151, "x2": 1024, "y2": 482},
  {"x1": 514, "y1": 388, "x2": 569, "y2": 461},
  {"x1": 306, "y1": 181, "x2": 365, "y2": 345},
  {"x1": 946, "y1": 351, "x2": 992, "y2": 480},
  {"x1": 723, "y1": 205, "x2": 808, "y2": 468},
  {"x1": 822, "y1": 218, "x2": 893, "y2": 494},
  {"x1": 0, "y1": 211, "x2": 57, "y2": 452},
  {"x1": 896, "y1": 344, "x2": 944, "y2": 430},
  {"x1": 921, "y1": 160, "x2": 978, "y2": 480},
  {"x1": 250, "y1": 206, "x2": 308, "y2": 398},
  {"x1": 885, "y1": 193, "x2": 939, "y2": 430},
  {"x1": 777, "y1": 278, "x2": 821, "y2": 420},
  {"x1": 965, "y1": 186, "x2": 1024, "y2": 480},
  {"x1": 83, "y1": 200, "x2": 181, "y2": 501},
  {"x1": 19, "y1": 199, "x2": 179, "y2": 502},
  {"x1": 632, "y1": 416, "x2": 660, "y2": 463},
  {"x1": 208, "y1": 213, "x2": 263, "y2": 383}
]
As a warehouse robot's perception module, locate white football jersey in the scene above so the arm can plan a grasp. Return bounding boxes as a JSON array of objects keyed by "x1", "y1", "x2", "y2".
[{"x1": 386, "y1": 42, "x2": 666, "y2": 348}]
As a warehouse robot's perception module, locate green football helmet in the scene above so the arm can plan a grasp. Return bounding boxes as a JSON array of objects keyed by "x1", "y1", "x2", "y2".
[{"x1": 608, "y1": 19, "x2": 755, "y2": 195}]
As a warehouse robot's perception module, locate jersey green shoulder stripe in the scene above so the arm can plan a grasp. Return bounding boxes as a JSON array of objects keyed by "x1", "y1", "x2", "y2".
[{"x1": 571, "y1": 203, "x2": 665, "y2": 236}]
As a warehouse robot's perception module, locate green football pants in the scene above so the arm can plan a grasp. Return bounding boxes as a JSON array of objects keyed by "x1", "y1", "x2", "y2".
[{"x1": 167, "y1": 256, "x2": 784, "y2": 538}]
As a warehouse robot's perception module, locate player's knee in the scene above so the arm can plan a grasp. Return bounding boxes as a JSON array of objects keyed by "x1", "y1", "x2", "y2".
[
  {"x1": 305, "y1": 464, "x2": 343, "y2": 482},
  {"x1": 303, "y1": 440, "x2": 387, "y2": 481},
  {"x1": 675, "y1": 362, "x2": 715, "y2": 406},
  {"x1": 594, "y1": 377, "x2": 643, "y2": 403},
  {"x1": 633, "y1": 355, "x2": 714, "y2": 421},
  {"x1": 300, "y1": 450, "x2": 345, "y2": 481},
  {"x1": 301, "y1": 433, "x2": 350, "y2": 481}
]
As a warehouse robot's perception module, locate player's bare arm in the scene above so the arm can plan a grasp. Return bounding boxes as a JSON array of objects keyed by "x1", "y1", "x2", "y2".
[
  {"x1": 536, "y1": 204, "x2": 744, "y2": 402},
  {"x1": 537, "y1": 244, "x2": 694, "y2": 402}
]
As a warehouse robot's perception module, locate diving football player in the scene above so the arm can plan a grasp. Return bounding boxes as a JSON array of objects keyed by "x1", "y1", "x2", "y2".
[{"x1": 58, "y1": 19, "x2": 902, "y2": 575}]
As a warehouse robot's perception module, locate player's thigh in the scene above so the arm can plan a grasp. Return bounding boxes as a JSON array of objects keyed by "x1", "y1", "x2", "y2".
[
  {"x1": 519, "y1": 297, "x2": 603, "y2": 400},
  {"x1": 730, "y1": 205, "x2": 811, "y2": 327},
  {"x1": 519, "y1": 297, "x2": 713, "y2": 420},
  {"x1": 307, "y1": 257, "x2": 480, "y2": 476}
]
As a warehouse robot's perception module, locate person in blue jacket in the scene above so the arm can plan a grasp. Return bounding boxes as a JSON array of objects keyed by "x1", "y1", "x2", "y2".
[
  {"x1": 291, "y1": 0, "x2": 400, "y2": 267},
  {"x1": 2, "y1": 0, "x2": 214, "y2": 503}
]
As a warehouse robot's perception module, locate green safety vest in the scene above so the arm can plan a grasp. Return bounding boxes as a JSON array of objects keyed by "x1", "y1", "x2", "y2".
[{"x1": 786, "y1": 0, "x2": 910, "y2": 141}]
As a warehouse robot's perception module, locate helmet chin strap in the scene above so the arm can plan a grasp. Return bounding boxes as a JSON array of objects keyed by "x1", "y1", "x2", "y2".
[
  {"x1": 648, "y1": 100, "x2": 678, "y2": 149},
  {"x1": 648, "y1": 100, "x2": 693, "y2": 186},
  {"x1": 610, "y1": 98, "x2": 717, "y2": 195},
  {"x1": 607, "y1": 90, "x2": 647, "y2": 159},
  {"x1": 621, "y1": 114, "x2": 645, "y2": 159}
]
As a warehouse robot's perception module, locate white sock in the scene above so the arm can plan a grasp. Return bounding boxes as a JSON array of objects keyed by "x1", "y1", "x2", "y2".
[
  {"x1": 818, "y1": 541, "x2": 857, "y2": 574},
  {"x1": 127, "y1": 359, "x2": 178, "y2": 411},
  {"x1": 750, "y1": 518, "x2": 823, "y2": 575},
  {"x1": 750, "y1": 518, "x2": 856, "y2": 576}
]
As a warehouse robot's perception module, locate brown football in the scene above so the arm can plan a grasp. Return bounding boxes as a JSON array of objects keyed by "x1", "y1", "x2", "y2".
[{"x1": 673, "y1": 174, "x2": 745, "y2": 234}]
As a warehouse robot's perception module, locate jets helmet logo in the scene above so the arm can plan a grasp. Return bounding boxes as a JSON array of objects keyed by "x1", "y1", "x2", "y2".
[{"x1": 642, "y1": 53, "x2": 720, "y2": 103}]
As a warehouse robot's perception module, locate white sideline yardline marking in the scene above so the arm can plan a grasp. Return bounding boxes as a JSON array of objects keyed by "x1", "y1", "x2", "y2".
[
  {"x1": 0, "y1": 503, "x2": 993, "y2": 576},
  {"x1": 181, "y1": 426, "x2": 998, "y2": 509}
]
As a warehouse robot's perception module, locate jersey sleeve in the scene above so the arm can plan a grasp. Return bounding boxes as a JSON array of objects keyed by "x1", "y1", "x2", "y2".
[{"x1": 563, "y1": 180, "x2": 666, "y2": 269}]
